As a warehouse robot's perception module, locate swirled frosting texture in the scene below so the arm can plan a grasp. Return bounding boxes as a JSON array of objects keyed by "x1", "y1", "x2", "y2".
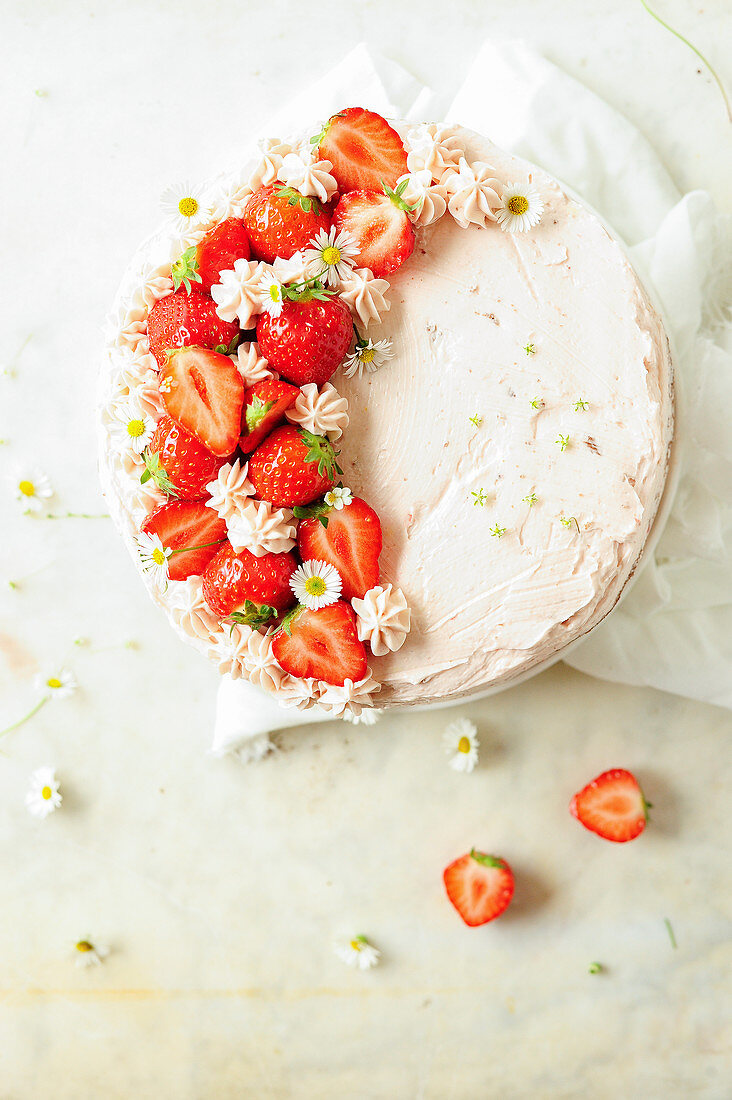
[
  {"x1": 443, "y1": 158, "x2": 503, "y2": 228},
  {"x1": 227, "y1": 499, "x2": 296, "y2": 557},
  {"x1": 285, "y1": 382, "x2": 349, "y2": 439},
  {"x1": 352, "y1": 584, "x2": 411, "y2": 657},
  {"x1": 337, "y1": 267, "x2": 391, "y2": 327}
]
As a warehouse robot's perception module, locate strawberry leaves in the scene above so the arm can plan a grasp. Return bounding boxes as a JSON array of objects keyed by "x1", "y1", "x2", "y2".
[
  {"x1": 300, "y1": 430, "x2": 342, "y2": 481},
  {"x1": 245, "y1": 395, "x2": 276, "y2": 433},
  {"x1": 275, "y1": 185, "x2": 322, "y2": 215},
  {"x1": 383, "y1": 178, "x2": 417, "y2": 214},
  {"x1": 226, "y1": 600, "x2": 278, "y2": 629},
  {"x1": 140, "y1": 448, "x2": 180, "y2": 498},
  {"x1": 171, "y1": 245, "x2": 203, "y2": 294},
  {"x1": 214, "y1": 332, "x2": 241, "y2": 355}
]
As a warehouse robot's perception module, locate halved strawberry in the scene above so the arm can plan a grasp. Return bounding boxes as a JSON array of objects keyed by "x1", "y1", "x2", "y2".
[
  {"x1": 443, "y1": 850, "x2": 515, "y2": 927},
  {"x1": 160, "y1": 346, "x2": 244, "y2": 458},
  {"x1": 141, "y1": 501, "x2": 227, "y2": 581},
  {"x1": 144, "y1": 414, "x2": 225, "y2": 500},
  {"x1": 256, "y1": 292, "x2": 352, "y2": 387},
  {"x1": 317, "y1": 107, "x2": 408, "y2": 193},
  {"x1": 297, "y1": 496, "x2": 381, "y2": 601},
  {"x1": 570, "y1": 769, "x2": 649, "y2": 843},
  {"x1": 239, "y1": 378, "x2": 300, "y2": 454},
  {"x1": 333, "y1": 188, "x2": 415, "y2": 278},
  {"x1": 147, "y1": 289, "x2": 240, "y2": 368},
  {"x1": 248, "y1": 425, "x2": 340, "y2": 508},
  {"x1": 271, "y1": 601, "x2": 367, "y2": 686},
  {"x1": 201, "y1": 541, "x2": 297, "y2": 625},
  {"x1": 171, "y1": 218, "x2": 251, "y2": 295},
  {"x1": 243, "y1": 184, "x2": 332, "y2": 264}
]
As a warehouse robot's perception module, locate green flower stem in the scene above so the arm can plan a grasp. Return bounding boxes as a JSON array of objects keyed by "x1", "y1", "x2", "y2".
[
  {"x1": 0, "y1": 695, "x2": 49, "y2": 739},
  {"x1": 664, "y1": 917, "x2": 678, "y2": 949},
  {"x1": 169, "y1": 539, "x2": 226, "y2": 556},
  {"x1": 43, "y1": 512, "x2": 110, "y2": 520}
]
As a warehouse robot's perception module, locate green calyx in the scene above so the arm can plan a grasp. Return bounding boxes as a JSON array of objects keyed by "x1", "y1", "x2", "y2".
[
  {"x1": 309, "y1": 112, "x2": 343, "y2": 149},
  {"x1": 214, "y1": 333, "x2": 241, "y2": 355},
  {"x1": 382, "y1": 178, "x2": 417, "y2": 214},
  {"x1": 292, "y1": 497, "x2": 331, "y2": 529},
  {"x1": 278, "y1": 603, "x2": 306, "y2": 637},
  {"x1": 275, "y1": 185, "x2": 322, "y2": 215},
  {"x1": 227, "y1": 600, "x2": 278, "y2": 629},
  {"x1": 140, "y1": 449, "x2": 179, "y2": 498},
  {"x1": 245, "y1": 396, "x2": 275, "y2": 433},
  {"x1": 282, "y1": 279, "x2": 335, "y2": 304},
  {"x1": 469, "y1": 849, "x2": 506, "y2": 870},
  {"x1": 171, "y1": 245, "x2": 202, "y2": 294},
  {"x1": 299, "y1": 430, "x2": 342, "y2": 481}
]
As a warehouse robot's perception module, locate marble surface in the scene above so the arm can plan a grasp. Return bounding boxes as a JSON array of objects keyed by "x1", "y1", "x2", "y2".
[{"x1": 1, "y1": 1, "x2": 731, "y2": 1097}]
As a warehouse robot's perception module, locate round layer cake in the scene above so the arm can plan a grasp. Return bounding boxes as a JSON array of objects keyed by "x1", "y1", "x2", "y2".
[{"x1": 99, "y1": 116, "x2": 674, "y2": 713}]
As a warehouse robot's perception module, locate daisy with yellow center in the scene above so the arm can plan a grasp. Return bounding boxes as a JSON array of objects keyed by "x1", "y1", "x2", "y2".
[
  {"x1": 11, "y1": 467, "x2": 54, "y2": 513},
  {"x1": 25, "y1": 766, "x2": 62, "y2": 819},
  {"x1": 496, "y1": 182, "x2": 544, "y2": 233},
  {"x1": 290, "y1": 559, "x2": 342, "y2": 611},
  {"x1": 333, "y1": 934, "x2": 381, "y2": 970},
  {"x1": 109, "y1": 399, "x2": 155, "y2": 456},
  {"x1": 257, "y1": 270, "x2": 285, "y2": 318},
  {"x1": 442, "y1": 717, "x2": 479, "y2": 773},
  {"x1": 137, "y1": 530, "x2": 173, "y2": 590},
  {"x1": 304, "y1": 226, "x2": 359, "y2": 287},
  {"x1": 33, "y1": 668, "x2": 78, "y2": 701},
  {"x1": 343, "y1": 337, "x2": 394, "y2": 379},
  {"x1": 161, "y1": 180, "x2": 207, "y2": 233},
  {"x1": 74, "y1": 938, "x2": 110, "y2": 968}
]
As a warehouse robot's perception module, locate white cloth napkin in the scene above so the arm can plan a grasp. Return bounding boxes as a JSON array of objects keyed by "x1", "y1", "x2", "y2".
[{"x1": 213, "y1": 40, "x2": 732, "y2": 758}]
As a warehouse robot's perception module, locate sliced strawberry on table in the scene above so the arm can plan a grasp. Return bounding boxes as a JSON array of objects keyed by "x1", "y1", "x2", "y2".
[
  {"x1": 443, "y1": 850, "x2": 515, "y2": 927},
  {"x1": 159, "y1": 346, "x2": 244, "y2": 458},
  {"x1": 147, "y1": 289, "x2": 240, "y2": 368},
  {"x1": 143, "y1": 414, "x2": 225, "y2": 501},
  {"x1": 243, "y1": 183, "x2": 332, "y2": 264},
  {"x1": 317, "y1": 107, "x2": 408, "y2": 193},
  {"x1": 171, "y1": 218, "x2": 251, "y2": 295},
  {"x1": 141, "y1": 501, "x2": 227, "y2": 581},
  {"x1": 271, "y1": 601, "x2": 367, "y2": 686},
  {"x1": 202, "y1": 541, "x2": 297, "y2": 624},
  {"x1": 247, "y1": 424, "x2": 340, "y2": 508},
  {"x1": 256, "y1": 290, "x2": 352, "y2": 387},
  {"x1": 333, "y1": 186, "x2": 415, "y2": 278},
  {"x1": 570, "y1": 769, "x2": 649, "y2": 843},
  {"x1": 297, "y1": 496, "x2": 382, "y2": 601},
  {"x1": 239, "y1": 378, "x2": 300, "y2": 454}
]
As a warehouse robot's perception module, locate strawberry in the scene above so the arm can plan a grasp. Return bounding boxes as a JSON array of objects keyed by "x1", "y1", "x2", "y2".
[
  {"x1": 143, "y1": 414, "x2": 225, "y2": 501},
  {"x1": 316, "y1": 107, "x2": 408, "y2": 193},
  {"x1": 243, "y1": 184, "x2": 332, "y2": 264},
  {"x1": 171, "y1": 218, "x2": 251, "y2": 295},
  {"x1": 247, "y1": 425, "x2": 340, "y2": 508},
  {"x1": 240, "y1": 378, "x2": 300, "y2": 454},
  {"x1": 297, "y1": 496, "x2": 381, "y2": 601},
  {"x1": 570, "y1": 769, "x2": 649, "y2": 843},
  {"x1": 141, "y1": 501, "x2": 227, "y2": 581},
  {"x1": 443, "y1": 850, "x2": 515, "y2": 927},
  {"x1": 271, "y1": 601, "x2": 367, "y2": 686},
  {"x1": 147, "y1": 289, "x2": 240, "y2": 368},
  {"x1": 201, "y1": 541, "x2": 297, "y2": 625},
  {"x1": 256, "y1": 292, "x2": 352, "y2": 387},
  {"x1": 160, "y1": 346, "x2": 244, "y2": 458},
  {"x1": 333, "y1": 187, "x2": 415, "y2": 278}
]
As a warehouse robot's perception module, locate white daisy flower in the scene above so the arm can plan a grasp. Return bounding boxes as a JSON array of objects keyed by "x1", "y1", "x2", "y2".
[
  {"x1": 258, "y1": 270, "x2": 285, "y2": 318},
  {"x1": 137, "y1": 529, "x2": 172, "y2": 590},
  {"x1": 333, "y1": 934, "x2": 381, "y2": 970},
  {"x1": 343, "y1": 338, "x2": 394, "y2": 379},
  {"x1": 74, "y1": 939, "x2": 110, "y2": 968},
  {"x1": 290, "y1": 559, "x2": 342, "y2": 611},
  {"x1": 25, "y1": 766, "x2": 62, "y2": 818},
  {"x1": 495, "y1": 182, "x2": 544, "y2": 233},
  {"x1": 160, "y1": 180, "x2": 208, "y2": 233},
  {"x1": 324, "y1": 486, "x2": 353, "y2": 511},
  {"x1": 443, "y1": 717, "x2": 479, "y2": 773},
  {"x1": 33, "y1": 668, "x2": 77, "y2": 701},
  {"x1": 109, "y1": 399, "x2": 155, "y2": 455},
  {"x1": 304, "y1": 227, "x2": 359, "y2": 287},
  {"x1": 11, "y1": 468, "x2": 54, "y2": 513}
]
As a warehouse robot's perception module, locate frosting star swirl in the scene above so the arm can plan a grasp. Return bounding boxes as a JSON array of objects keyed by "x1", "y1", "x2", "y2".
[
  {"x1": 285, "y1": 382, "x2": 349, "y2": 440},
  {"x1": 276, "y1": 674, "x2": 320, "y2": 710},
  {"x1": 443, "y1": 158, "x2": 503, "y2": 229},
  {"x1": 169, "y1": 577, "x2": 222, "y2": 643},
  {"x1": 395, "y1": 170, "x2": 448, "y2": 227},
  {"x1": 337, "y1": 267, "x2": 391, "y2": 327},
  {"x1": 351, "y1": 584, "x2": 411, "y2": 657},
  {"x1": 211, "y1": 258, "x2": 267, "y2": 326},
  {"x1": 205, "y1": 459, "x2": 255, "y2": 523},
  {"x1": 247, "y1": 138, "x2": 295, "y2": 191},
  {"x1": 227, "y1": 498, "x2": 296, "y2": 557},
  {"x1": 209, "y1": 624, "x2": 253, "y2": 679},
  {"x1": 406, "y1": 123, "x2": 464, "y2": 182},
  {"x1": 317, "y1": 670, "x2": 381, "y2": 719},
  {"x1": 232, "y1": 341, "x2": 275, "y2": 385},
  {"x1": 277, "y1": 153, "x2": 338, "y2": 203},
  {"x1": 241, "y1": 630, "x2": 286, "y2": 693}
]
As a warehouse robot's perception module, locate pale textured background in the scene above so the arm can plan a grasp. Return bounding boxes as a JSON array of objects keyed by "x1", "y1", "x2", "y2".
[{"x1": 1, "y1": 1, "x2": 731, "y2": 1097}]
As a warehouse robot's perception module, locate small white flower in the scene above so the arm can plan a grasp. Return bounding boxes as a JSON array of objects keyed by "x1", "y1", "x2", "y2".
[
  {"x1": 290, "y1": 559, "x2": 342, "y2": 611},
  {"x1": 137, "y1": 529, "x2": 172, "y2": 590},
  {"x1": 324, "y1": 486, "x2": 353, "y2": 511},
  {"x1": 25, "y1": 767, "x2": 62, "y2": 818},
  {"x1": 108, "y1": 399, "x2": 155, "y2": 455},
  {"x1": 304, "y1": 227, "x2": 359, "y2": 287},
  {"x1": 158, "y1": 373, "x2": 174, "y2": 394},
  {"x1": 160, "y1": 180, "x2": 208, "y2": 233},
  {"x1": 11, "y1": 468, "x2": 54, "y2": 513},
  {"x1": 343, "y1": 338, "x2": 394, "y2": 379},
  {"x1": 74, "y1": 939, "x2": 110, "y2": 968},
  {"x1": 33, "y1": 668, "x2": 77, "y2": 701},
  {"x1": 495, "y1": 182, "x2": 544, "y2": 233},
  {"x1": 258, "y1": 270, "x2": 285, "y2": 318},
  {"x1": 333, "y1": 934, "x2": 381, "y2": 970},
  {"x1": 443, "y1": 717, "x2": 479, "y2": 773}
]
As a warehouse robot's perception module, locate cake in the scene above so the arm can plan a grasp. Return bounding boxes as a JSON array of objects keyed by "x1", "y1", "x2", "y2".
[{"x1": 99, "y1": 109, "x2": 674, "y2": 717}]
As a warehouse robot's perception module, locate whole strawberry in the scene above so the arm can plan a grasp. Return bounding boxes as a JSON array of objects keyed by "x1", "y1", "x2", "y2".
[
  {"x1": 171, "y1": 218, "x2": 251, "y2": 295},
  {"x1": 147, "y1": 289, "x2": 239, "y2": 368},
  {"x1": 248, "y1": 425, "x2": 341, "y2": 508},
  {"x1": 202, "y1": 541, "x2": 297, "y2": 625},
  {"x1": 144, "y1": 414, "x2": 225, "y2": 500},
  {"x1": 257, "y1": 291, "x2": 352, "y2": 387},
  {"x1": 243, "y1": 184, "x2": 332, "y2": 264}
]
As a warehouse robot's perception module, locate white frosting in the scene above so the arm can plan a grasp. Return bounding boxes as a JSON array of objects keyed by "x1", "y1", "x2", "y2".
[
  {"x1": 247, "y1": 146, "x2": 287, "y2": 191},
  {"x1": 317, "y1": 671, "x2": 381, "y2": 719},
  {"x1": 443, "y1": 157, "x2": 503, "y2": 229},
  {"x1": 211, "y1": 259, "x2": 266, "y2": 326},
  {"x1": 272, "y1": 251, "x2": 310, "y2": 286},
  {"x1": 168, "y1": 577, "x2": 222, "y2": 643},
  {"x1": 351, "y1": 584, "x2": 411, "y2": 657},
  {"x1": 208, "y1": 625, "x2": 253, "y2": 679},
  {"x1": 277, "y1": 675, "x2": 320, "y2": 710},
  {"x1": 241, "y1": 630, "x2": 286, "y2": 693},
  {"x1": 232, "y1": 341, "x2": 275, "y2": 385},
  {"x1": 227, "y1": 498, "x2": 296, "y2": 557},
  {"x1": 285, "y1": 382, "x2": 349, "y2": 440},
  {"x1": 396, "y1": 170, "x2": 448, "y2": 227},
  {"x1": 205, "y1": 460, "x2": 254, "y2": 522},
  {"x1": 405, "y1": 124, "x2": 464, "y2": 181},
  {"x1": 338, "y1": 267, "x2": 391, "y2": 327},
  {"x1": 277, "y1": 154, "x2": 338, "y2": 203}
]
